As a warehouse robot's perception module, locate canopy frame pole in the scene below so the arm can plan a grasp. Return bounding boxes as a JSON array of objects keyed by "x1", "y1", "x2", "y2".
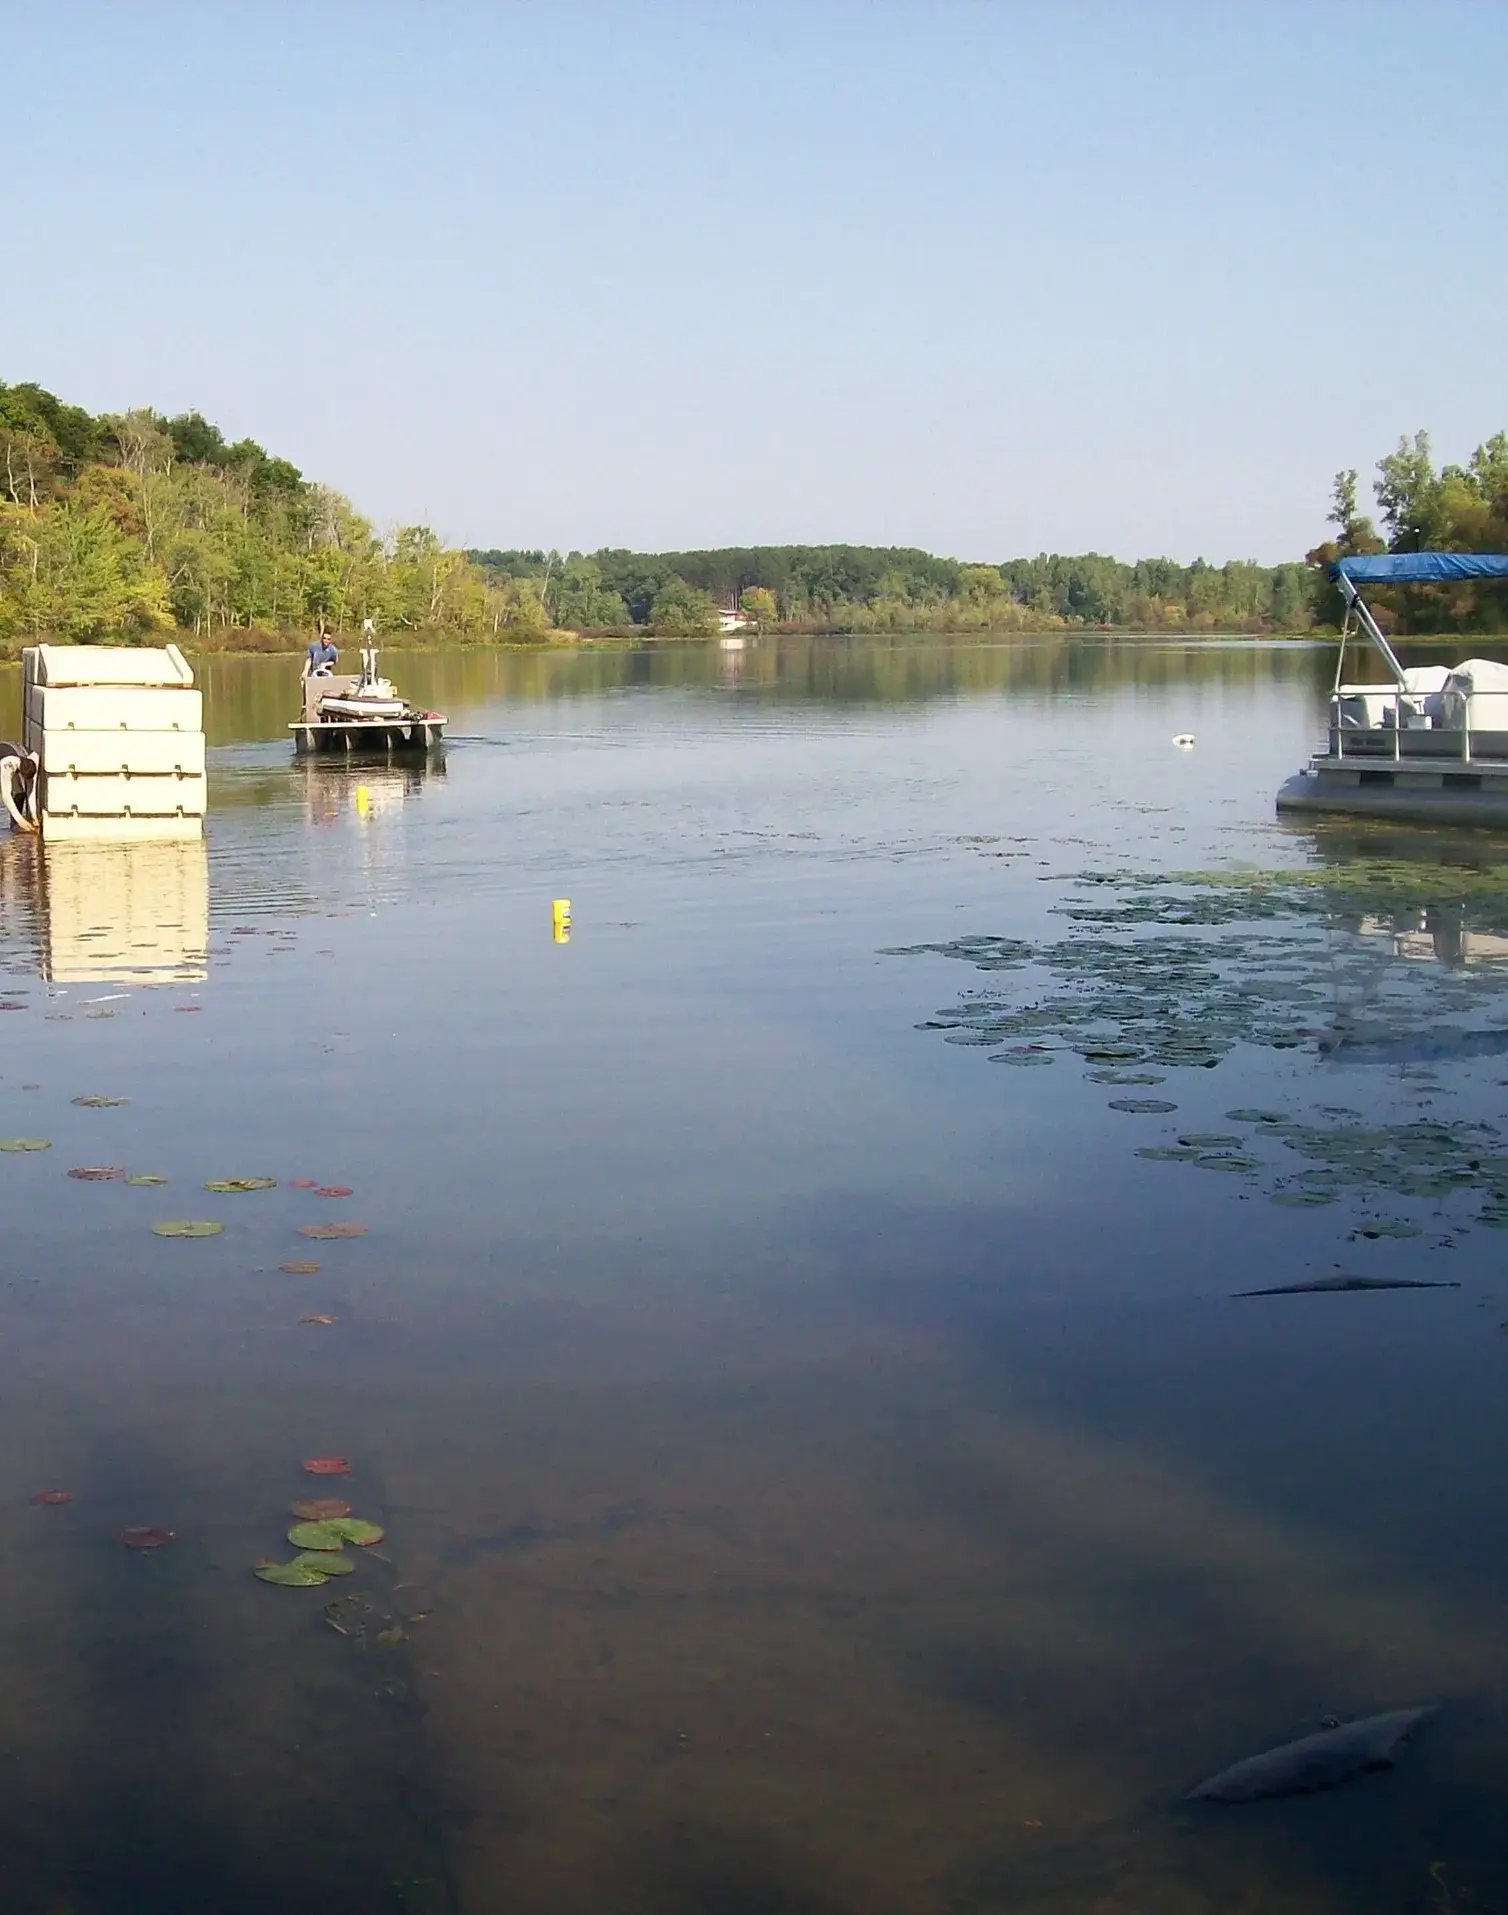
[{"x1": 1336, "y1": 571, "x2": 1407, "y2": 688}]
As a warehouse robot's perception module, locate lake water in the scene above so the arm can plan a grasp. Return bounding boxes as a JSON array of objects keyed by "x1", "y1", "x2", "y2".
[{"x1": 2, "y1": 637, "x2": 1507, "y2": 1914}]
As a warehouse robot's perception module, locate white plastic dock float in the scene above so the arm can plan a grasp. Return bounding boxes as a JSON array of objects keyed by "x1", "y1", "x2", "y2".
[{"x1": 8, "y1": 644, "x2": 206, "y2": 841}]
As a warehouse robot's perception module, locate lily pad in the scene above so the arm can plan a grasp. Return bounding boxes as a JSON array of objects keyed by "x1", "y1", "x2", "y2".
[
  {"x1": 291, "y1": 1498, "x2": 352, "y2": 1521},
  {"x1": 290, "y1": 1179, "x2": 320, "y2": 1189},
  {"x1": 1178, "y1": 1133, "x2": 1246, "y2": 1148},
  {"x1": 987, "y1": 1048, "x2": 1054, "y2": 1065},
  {"x1": 281, "y1": 1261, "x2": 322, "y2": 1274},
  {"x1": 294, "y1": 1549, "x2": 354, "y2": 1576},
  {"x1": 1356, "y1": 1220, "x2": 1423, "y2": 1239},
  {"x1": 288, "y1": 1521, "x2": 347, "y2": 1550},
  {"x1": 1270, "y1": 1188, "x2": 1338, "y2": 1207},
  {"x1": 71, "y1": 1095, "x2": 129, "y2": 1109},
  {"x1": 303, "y1": 1456, "x2": 352, "y2": 1476},
  {"x1": 254, "y1": 1559, "x2": 331, "y2": 1587},
  {"x1": 300, "y1": 1313, "x2": 337, "y2": 1325},
  {"x1": 116, "y1": 1526, "x2": 176, "y2": 1549},
  {"x1": 314, "y1": 1185, "x2": 353, "y2": 1198},
  {"x1": 152, "y1": 1219, "x2": 224, "y2": 1238},
  {"x1": 68, "y1": 1165, "x2": 125, "y2": 1181},
  {"x1": 299, "y1": 1222, "x2": 368, "y2": 1239},
  {"x1": 1227, "y1": 1109, "x2": 1289, "y2": 1124},
  {"x1": 1, "y1": 1138, "x2": 52, "y2": 1152},
  {"x1": 1108, "y1": 1098, "x2": 1178, "y2": 1114},
  {"x1": 126, "y1": 1173, "x2": 167, "y2": 1186},
  {"x1": 1135, "y1": 1145, "x2": 1202, "y2": 1162},
  {"x1": 203, "y1": 1177, "x2": 277, "y2": 1193},
  {"x1": 1088, "y1": 1069, "x2": 1167, "y2": 1085},
  {"x1": 325, "y1": 1517, "x2": 384, "y2": 1547},
  {"x1": 31, "y1": 1489, "x2": 72, "y2": 1505}
]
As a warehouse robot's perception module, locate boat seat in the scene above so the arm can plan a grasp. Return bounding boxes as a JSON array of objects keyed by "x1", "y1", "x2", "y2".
[{"x1": 303, "y1": 674, "x2": 359, "y2": 722}]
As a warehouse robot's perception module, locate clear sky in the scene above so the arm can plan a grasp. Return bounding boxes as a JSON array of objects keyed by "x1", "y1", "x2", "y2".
[{"x1": 4, "y1": 1, "x2": 1505, "y2": 564}]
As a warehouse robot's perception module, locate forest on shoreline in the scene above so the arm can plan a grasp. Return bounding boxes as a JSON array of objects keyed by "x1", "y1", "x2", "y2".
[{"x1": 3, "y1": 379, "x2": 1505, "y2": 652}]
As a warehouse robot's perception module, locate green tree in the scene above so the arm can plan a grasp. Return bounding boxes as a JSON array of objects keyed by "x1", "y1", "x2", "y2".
[
  {"x1": 739, "y1": 585, "x2": 778, "y2": 628},
  {"x1": 648, "y1": 574, "x2": 719, "y2": 636}
]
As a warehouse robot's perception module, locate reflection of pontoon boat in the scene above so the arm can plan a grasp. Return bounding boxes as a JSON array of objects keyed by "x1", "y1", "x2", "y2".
[
  {"x1": 1278, "y1": 553, "x2": 1508, "y2": 825},
  {"x1": 292, "y1": 648, "x2": 445, "y2": 755}
]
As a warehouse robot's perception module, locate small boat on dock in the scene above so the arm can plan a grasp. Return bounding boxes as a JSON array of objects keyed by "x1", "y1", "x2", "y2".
[
  {"x1": 291, "y1": 648, "x2": 445, "y2": 756},
  {"x1": 1278, "y1": 553, "x2": 1508, "y2": 826}
]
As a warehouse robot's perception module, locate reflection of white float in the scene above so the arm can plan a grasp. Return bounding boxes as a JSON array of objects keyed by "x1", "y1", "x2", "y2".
[
  {"x1": 38, "y1": 838, "x2": 209, "y2": 983},
  {"x1": 5, "y1": 645, "x2": 205, "y2": 841}
]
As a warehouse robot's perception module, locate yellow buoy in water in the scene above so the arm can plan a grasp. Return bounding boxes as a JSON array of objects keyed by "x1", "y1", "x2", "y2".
[
  {"x1": 355, "y1": 784, "x2": 371, "y2": 816},
  {"x1": 552, "y1": 898, "x2": 571, "y2": 944}
]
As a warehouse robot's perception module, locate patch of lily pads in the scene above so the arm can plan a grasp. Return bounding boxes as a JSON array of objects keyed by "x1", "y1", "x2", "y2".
[
  {"x1": 254, "y1": 1507, "x2": 385, "y2": 1589},
  {"x1": 888, "y1": 858, "x2": 1508, "y2": 1232}
]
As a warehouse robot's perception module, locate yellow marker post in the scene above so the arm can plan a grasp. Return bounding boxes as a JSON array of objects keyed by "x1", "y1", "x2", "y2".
[
  {"x1": 355, "y1": 785, "x2": 371, "y2": 818},
  {"x1": 552, "y1": 898, "x2": 571, "y2": 944}
]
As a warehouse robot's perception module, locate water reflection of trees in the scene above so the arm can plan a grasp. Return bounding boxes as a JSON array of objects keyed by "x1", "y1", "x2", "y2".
[{"x1": 172, "y1": 638, "x2": 1339, "y2": 744}]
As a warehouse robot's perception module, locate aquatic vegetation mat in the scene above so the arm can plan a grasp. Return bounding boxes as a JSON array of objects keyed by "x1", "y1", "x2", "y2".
[
  {"x1": 152, "y1": 1219, "x2": 224, "y2": 1238},
  {"x1": 889, "y1": 859, "x2": 1508, "y2": 1234},
  {"x1": 203, "y1": 1177, "x2": 277, "y2": 1192}
]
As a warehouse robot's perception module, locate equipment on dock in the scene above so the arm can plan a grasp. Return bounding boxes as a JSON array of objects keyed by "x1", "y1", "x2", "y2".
[
  {"x1": 1278, "y1": 554, "x2": 1508, "y2": 826},
  {"x1": 8, "y1": 645, "x2": 205, "y2": 841},
  {"x1": 291, "y1": 647, "x2": 445, "y2": 755}
]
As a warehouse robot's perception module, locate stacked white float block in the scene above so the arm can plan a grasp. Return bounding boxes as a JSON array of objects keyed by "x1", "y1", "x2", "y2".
[{"x1": 21, "y1": 644, "x2": 206, "y2": 840}]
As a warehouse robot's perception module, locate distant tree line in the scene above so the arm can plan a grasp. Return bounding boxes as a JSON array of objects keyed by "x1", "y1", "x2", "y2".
[
  {"x1": 4, "y1": 374, "x2": 1504, "y2": 649},
  {"x1": 467, "y1": 543, "x2": 1318, "y2": 636},
  {"x1": 1307, "y1": 431, "x2": 1508, "y2": 633}
]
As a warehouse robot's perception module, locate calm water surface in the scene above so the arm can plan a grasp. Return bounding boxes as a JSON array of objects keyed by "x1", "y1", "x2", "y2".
[{"x1": 2, "y1": 637, "x2": 1507, "y2": 1914}]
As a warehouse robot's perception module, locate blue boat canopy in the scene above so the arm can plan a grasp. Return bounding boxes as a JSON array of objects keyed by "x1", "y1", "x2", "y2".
[{"x1": 1333, "y1": 553, "x2": 1508, "y2": 584}]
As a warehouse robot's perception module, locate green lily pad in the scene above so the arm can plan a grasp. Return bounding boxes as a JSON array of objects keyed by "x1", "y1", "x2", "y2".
[
  {"x1": 1356, "y1": 1220, "x2": 1423, "y2": 1239},
  {"x1": 152, "y1": 1219, "x2": 224, "y2": 1238},
  {"x1": 1135, "y1": 1145, "x2": 1202, "y2": 1162},
  {"x1": 126, "y1": 1174, "x2": 167, "y2": 1186},
  {"x1": 203, "y1": 1177, "x2": 277, "y2": 1193},
  {"x1": 71, "y1": 1095, "x2": 129, "y2": 1109},
  {"x1": 987, "y1": 1049, "x2": 1054, "y2": 1065},
  {"x1": 1088, "y1": 1069, "x2": 1166, "y2": 1085},
  {"x1": 1270, "y1": 1188, "x2": 1337, "y2": 1206},
  {"x1": 254, "y1": 1560, "x2": 330, "y2": 1586},
  {"x1": 1178, "y1": 1133, "x2": 1246, "y2": 1148},
  {"x1": 293, "y1": 1550, "x2": 354, "y2": 1576},
  {"x1": 0, "y1": 1138, "x2": 51, "y2": 1152},
  {"x1": 1108, "y1": 1099, "x2": 1178, "y2": 1114},
  {"x1": 1193, "y1": 1153, "x2": 1260, "y2": 1172},
  {"x1": 287, "y1": 1521, "x2": 347, "y2": 1551},
  {"x1": 325, "y1": 1517, "x2": 384, "y2": 1547}
]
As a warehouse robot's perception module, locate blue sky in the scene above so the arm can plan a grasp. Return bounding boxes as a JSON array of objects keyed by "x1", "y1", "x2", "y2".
[{"x1": 4, "y1": 1, "x2": 1505, "y2": 563}]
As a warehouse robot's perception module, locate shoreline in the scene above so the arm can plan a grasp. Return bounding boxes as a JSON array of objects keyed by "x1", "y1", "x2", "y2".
[{"x1": 4, "y1": 628, "x2": 1504, "y2": 663}]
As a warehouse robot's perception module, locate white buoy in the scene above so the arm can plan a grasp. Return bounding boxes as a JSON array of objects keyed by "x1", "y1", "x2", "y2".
[{"x1": 1173, "y1": 734, "x2": 1196, "y2": 749}]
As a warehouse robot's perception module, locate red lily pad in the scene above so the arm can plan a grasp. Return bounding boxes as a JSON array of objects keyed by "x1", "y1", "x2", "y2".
[
  {"x1": 299, "y1": 1222, "x2": 367, "y2": 1240},
  {"x1": 314, "y1": 1185, "x2": 353, "y2": 1198},
  {"x1": 303, "y1": 1457, "x2": 352, "y2": 1476},
  {"x1": 116, "y1": 1525, "x2": 177, "y2": 1549},
  {"x1": 31, "y1": 1489, "x2": 72, "y2": 1505},
  {"x1": 291, "y1": 1498, "x2": 352, "y2": 1521},
  {"x1": 68, "y1": 1165, "x2": 125, "y2": 1181},
  {"x1": 280, "y1": 1260, "x2": 322, "y2": 1275},
  {"x1": 289, "y1": 1179, "x2": 320, "y2": 1189}
]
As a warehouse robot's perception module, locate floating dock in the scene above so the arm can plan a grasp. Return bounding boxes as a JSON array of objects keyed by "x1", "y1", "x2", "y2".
[{"x1": 8, "y1": 645, "x2": 206, "y2": 841}]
